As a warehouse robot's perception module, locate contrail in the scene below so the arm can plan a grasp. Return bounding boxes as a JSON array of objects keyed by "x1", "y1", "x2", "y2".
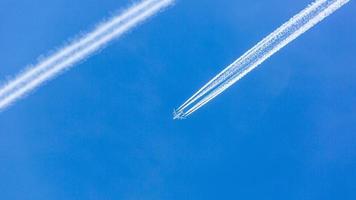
[
  {"x1": 174, "y1": 0, "x2": 349, "y2": 119},
  {"x1": 0, "y1": 0, "x2": 174, "y2": 111}
]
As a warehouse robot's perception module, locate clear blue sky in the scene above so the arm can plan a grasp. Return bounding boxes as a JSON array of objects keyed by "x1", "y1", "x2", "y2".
[{"x1": 0, "y1": 0, "x2": 355, "y2": 199}]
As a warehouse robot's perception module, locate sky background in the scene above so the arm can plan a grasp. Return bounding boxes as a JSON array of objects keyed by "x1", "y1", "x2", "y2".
[{"x1": 0, "y1": 0, "x2": 355, "y2": 199}]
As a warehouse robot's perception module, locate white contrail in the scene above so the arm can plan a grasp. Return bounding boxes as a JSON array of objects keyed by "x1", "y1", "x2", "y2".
[
  {"x1": 174, "y1": 0, "x2": 349, "y2": 119},
  {"x1": 0, "y1": 0, "x2": 174, "y2": 111}
]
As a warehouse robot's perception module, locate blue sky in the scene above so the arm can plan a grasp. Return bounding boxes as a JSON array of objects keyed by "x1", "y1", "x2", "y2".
[{"x1": 0, "y1": 0, "x2": 355, "y2": 199}]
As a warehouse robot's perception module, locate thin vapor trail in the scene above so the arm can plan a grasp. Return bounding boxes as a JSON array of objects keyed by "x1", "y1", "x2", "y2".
[
  {"x1": 0, "y1": 0, "x2": 173, "y2": 110},
  {"x1": 174, "y1": 0, "x2": 349, "y2": 119}
]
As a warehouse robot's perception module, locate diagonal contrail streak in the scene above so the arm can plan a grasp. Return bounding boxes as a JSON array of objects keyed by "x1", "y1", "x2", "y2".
[
  {"x1": 0, "y1": 0, "x2": 174, "y2": 110},
  {"x1": 174, "y1": 0, "x2": 349, "y2": 119}
]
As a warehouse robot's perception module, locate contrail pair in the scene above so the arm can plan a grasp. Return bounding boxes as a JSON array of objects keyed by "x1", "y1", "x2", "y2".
[
  {"x1": 174, "y1": 0, "x2": 349, "y2": 119},
  {"x1": 0, "y1": 0, "x2": 174, "y2": 110}
]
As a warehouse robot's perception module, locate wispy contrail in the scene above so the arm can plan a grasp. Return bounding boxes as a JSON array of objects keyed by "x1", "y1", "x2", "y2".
[
  {"x1": 174, "y1": 0, "x2": 349, "y2": 119},
  {"x1": 0, "y1": 0, "x2": 173, "y2": 111}
]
